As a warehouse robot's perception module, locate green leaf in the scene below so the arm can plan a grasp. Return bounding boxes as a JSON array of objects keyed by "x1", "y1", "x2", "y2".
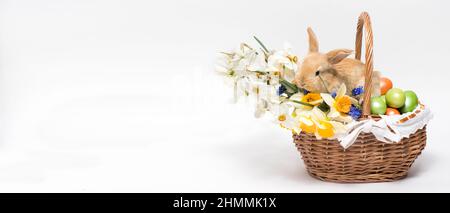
[
  {"x1": 289, "y1": 100, "x2": 315, "y2": 108},
  {"x1": 279, "y1": 78, "x2": 298, "y2": 94},
  {"x1": 317, "y1": 102, "x2": 330, "y2": 112},
  {"x1": 253, "y1": 36, "x2": 270, "y2": 54}
]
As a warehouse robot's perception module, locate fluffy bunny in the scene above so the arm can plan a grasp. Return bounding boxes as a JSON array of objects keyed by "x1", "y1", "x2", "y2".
[{"x1": 294, "y1": 27, "x2": 380, "y2": 97}]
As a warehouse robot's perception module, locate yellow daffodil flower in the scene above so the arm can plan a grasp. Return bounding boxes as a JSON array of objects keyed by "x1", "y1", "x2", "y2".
[
  {"x1": 294, "y1": 107, "x2": 347, "y2": 139},
  {"x1": 321, "y1": 84, "x2": 357, "y2": 124},
  {"x1": 301, "y1": 93, "x2": 323, "y2": 106}
]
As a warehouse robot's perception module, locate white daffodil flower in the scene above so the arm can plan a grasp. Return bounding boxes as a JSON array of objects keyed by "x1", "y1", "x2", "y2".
[
  {"x1": 329, "y1": 121, "x2": 348, "y2": 137},
  {"x1": 232, "y1": 43, "x2": 260, "y2": 72},
  {"x1": 247, "y1": 51, "x2": 267, "y2": 72},
  {"x1": 215, "y1": 53, "x2": 237, "y2": 79},
  {"x1": 320, "y1": 84, "x2": 356, "y2": 124},
  {"x1": 288, "y1": 93, "x2": 307, "y2": 108},
  {"x1": 253, "y1": 84, "x2": 280, "y2": 118},
  {"x1": 273, "y1": 102, "x2": 300, "y2": 133},
  {"x1": 266, "y1": 43, "x2": 298, "y2": 82},
  {"x1": 254, "y1": 98, "x2": 268, "y2": 118}
]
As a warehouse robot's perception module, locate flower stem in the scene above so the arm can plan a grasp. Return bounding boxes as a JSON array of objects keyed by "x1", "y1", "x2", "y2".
[
  {"x1": 279, "y1": 78, "x2": 298, "y2": 94},
  {"x1": 289, "y1": 100, "x2": 315, "y2": 107},
  {"x1": 253, "y1": 36, "x2": 270, "y2": 54}
]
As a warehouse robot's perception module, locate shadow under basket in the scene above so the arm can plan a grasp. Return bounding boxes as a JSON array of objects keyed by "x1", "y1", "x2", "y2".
[{"x1": 293, "y1": 127, "x2": 427, "y2": 183}]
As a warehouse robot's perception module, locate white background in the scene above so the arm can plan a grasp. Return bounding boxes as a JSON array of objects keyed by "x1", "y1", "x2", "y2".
[{"x1": 0, "y1": 0, "x2": 449, "y2": 192}]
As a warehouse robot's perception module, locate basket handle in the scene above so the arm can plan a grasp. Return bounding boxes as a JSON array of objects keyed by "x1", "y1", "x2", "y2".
[{"x1": 355, "y1": 12, "x2": 374, "y2": 118}]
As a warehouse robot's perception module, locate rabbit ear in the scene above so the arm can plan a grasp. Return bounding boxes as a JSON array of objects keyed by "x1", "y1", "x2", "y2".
[
  {"x1": 307, "y1": 27, "x2": 319, "y2": 52},
  {"x1": 326, "y1": 49, "x2": 353, "y2": 64}
]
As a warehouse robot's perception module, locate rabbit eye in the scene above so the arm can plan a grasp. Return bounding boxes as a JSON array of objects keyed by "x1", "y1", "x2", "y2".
[{"x1": 315, "y1": 70, "x2": 320, "y2": 76}]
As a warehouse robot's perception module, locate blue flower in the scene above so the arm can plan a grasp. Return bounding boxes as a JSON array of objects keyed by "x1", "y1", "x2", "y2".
[
  {"x1": 348, "y1": 105, "x2": 362, "y2": 120},
  {"x1": 277, "y1": 85, "x2": 287, "y2": 96},
  {"x1": 302, "y1": 89, "x2": 310, "y2": 95},
  {"x1": 331, "y1": 91, "x2": 337, "y2": 98},
  {"x1": 352, "y1": 86, "x2": 364, "y2": 96}
]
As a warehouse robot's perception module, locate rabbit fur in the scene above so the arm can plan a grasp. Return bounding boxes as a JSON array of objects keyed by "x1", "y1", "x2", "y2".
[{"x1": 294, "y1": 27, "x2": 380, "y2": 97}]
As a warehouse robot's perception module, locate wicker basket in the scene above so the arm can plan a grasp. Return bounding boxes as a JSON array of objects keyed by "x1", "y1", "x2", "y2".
[{"x1": 293, "y1": 12, "x2": 427, "y2": 183}]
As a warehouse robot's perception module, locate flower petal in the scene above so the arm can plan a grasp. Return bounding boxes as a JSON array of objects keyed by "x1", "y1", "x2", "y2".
[
  {"x1": 349, "y1": 96, "x2": 359, "y2": 105},
  {"x1": 335, "y1": 114, "x2": 354, "y2": 123},
  {"x1": 311, "y1": 107, "x2": 327, "y2": 120},
  {"x1": 328, "y1": 108, "x2": 341, "y2": 118},
  {"x1": 254, "y1": 99, "x2": 268, "y2": 118},
  {"x1": 321, "y1": 93, "x2": 335, "y2": 106},
  {"x1": 329, "y1": 121, "x2": 347, "y2": 134},
  {"x1": 309, "y1": 99, "x2": 323, "y2": 106},
  {"x1": 283, "y1": 69, "x2": 296, "y2": 82},
  {"x1": 289, "y1": 93, "x2": 304, "y2": 101},
  {"x1": 296, "y1": 109, "x2": 310, "y2": 117},
  {"x1": 336, "y1": 83, "x2": 347, "y2": 98}
]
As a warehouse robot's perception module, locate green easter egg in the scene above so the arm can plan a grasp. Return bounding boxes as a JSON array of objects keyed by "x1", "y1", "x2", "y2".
[
  {"x1": 371, "y1": 96, "x2": 387, "y2": 115},
  {"x1": 386, "y1": 88, "x2": 406, "y2": 108},
  {"x1": 400, "y1": 90, "x2": 419, "y2": 113}
]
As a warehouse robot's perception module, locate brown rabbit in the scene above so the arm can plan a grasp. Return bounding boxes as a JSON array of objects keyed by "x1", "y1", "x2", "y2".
[{"x1": 294, "y1": 27, "x2": 380, "y2": 97}]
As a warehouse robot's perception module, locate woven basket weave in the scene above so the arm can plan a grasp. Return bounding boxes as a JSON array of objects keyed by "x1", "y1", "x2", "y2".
[{"x1": 293, "y1": 12, "x2": 427, "y2": 183}]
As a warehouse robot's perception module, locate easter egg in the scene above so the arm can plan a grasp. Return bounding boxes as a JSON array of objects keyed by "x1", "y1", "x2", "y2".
[
  {"x1": 380, "y1": 77, "x2": 393, "y2": 95},
  {"x1": 371, "y1": 96, "x2": 387, "y2": 115},
  {"x1": 386, "y1": 108, "x2": 400, "y2": 115},
  {"x1": 385, "y1": 88, "x2": 406, "y2": 108},
  {"x1": 399, "y1": 90, "x2": 419, "y2": 113},
  {"x1": 380, "y1": 95, "x2": 386, "y2": 103}
]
